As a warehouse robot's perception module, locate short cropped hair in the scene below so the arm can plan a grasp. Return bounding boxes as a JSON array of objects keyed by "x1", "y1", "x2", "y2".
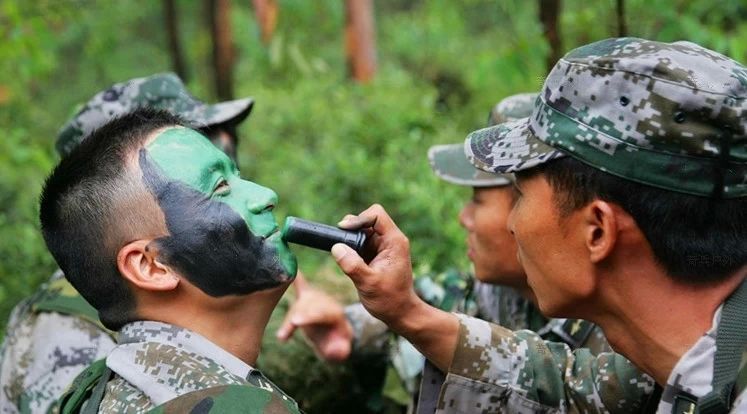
[
  {"x1": 526, "y1": 157, "x2": 747, "y2": 285},
  {"x1": 40, "y1": 108, "x2": 184, "y2": 329}
]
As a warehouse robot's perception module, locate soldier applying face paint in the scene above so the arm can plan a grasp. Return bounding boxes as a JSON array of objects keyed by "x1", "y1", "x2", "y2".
[
  {"x1": 331, "y1": 38, "x2": 747, "y2": 413},
  {"x1": 39, "y1": 109, "x2": 300, "y2": 413}
]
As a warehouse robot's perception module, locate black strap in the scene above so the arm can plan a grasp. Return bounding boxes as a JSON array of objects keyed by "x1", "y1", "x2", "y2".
[{"x1": 697, "y1": 280, "x2": 747, "y2": 413}]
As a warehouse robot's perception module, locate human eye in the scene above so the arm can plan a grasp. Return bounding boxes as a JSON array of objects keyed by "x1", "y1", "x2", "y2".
[{"x1": 213, "y1": 177, "x2": 230, "y2": 195}]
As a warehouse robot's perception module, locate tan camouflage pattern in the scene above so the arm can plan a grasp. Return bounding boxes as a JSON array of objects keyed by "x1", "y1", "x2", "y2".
[
  {"x1": 466, "y1": 37, "x2": 747, "y2": 198},
  {"x1": 346, "y1": 270, "x2": 628, "y2": 413},
  {"x1": 97, "y1": 321, "x2": 298, "y2": 413},
  {"x1": 434, "y1": 314, "x2": 656, "y2": 413},
  {"x1": 56, "y1": 73, "x2": 254, "y2": 157},
  {"x1": 0, "y1": 271, "x2": 115, "y2": 414}
]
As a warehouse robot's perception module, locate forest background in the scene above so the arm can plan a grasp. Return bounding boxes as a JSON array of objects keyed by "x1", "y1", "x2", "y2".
[{"x1": 1, "y1": 1, "x2": 746, "y2": 412}]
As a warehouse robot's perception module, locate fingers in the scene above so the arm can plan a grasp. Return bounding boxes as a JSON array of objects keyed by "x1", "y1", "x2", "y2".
[
  {"x1": 338, "y1": 214, "x2": 376, "y2": 230},
  {"x1": 276, "y1": 312, "x2": 297, "y2": 342}
]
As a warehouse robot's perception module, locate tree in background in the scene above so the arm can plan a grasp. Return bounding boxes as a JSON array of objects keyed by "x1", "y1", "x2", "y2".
[
  {"x1": 207, "y1": 0, "x2": 235, "y2": 100},
  {"x1": 163, "y1": 0, "x2": 189, "y2": 82},
  {"x1": 539, "y1": 0, "x2": 562, "y2": 72},
  {"x1": 617, "y1": 0, "x2": 627, "y2": 36},
  {"x1": 344, "y1": 0, "x2": 377, "y2": 83},
  {"x1": 253, "y1": 0, "x2": 278, "y2": 45}
]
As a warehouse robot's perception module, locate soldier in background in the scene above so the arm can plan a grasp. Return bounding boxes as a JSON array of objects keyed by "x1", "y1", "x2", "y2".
[
  {"x1": 331, "y1": 38, "x2": 747, "y2": 413},
  {"x1": 0, "y1": 73, "x2": 254, "y2": 414},
  {"x1": 278, "y1": 93, "x2": 654, "y2": 413}
]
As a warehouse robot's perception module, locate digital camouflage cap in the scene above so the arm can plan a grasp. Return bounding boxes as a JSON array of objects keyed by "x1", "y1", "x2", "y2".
[
  {"x1": 429, "y1": 93, "x2": 537, "y2": 187},
  {"x1": 465, "y1": 37, "x2": 747, "y2": 198},
  {"x1": 56, "y1": 73, "x2": 254, "y2": 157}
]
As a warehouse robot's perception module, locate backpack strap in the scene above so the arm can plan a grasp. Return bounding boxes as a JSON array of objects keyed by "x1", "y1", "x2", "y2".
[
  {"x1": 56, "y1": 359, "x2": 114, "y2": 414},
  {"x1": 145, "y1": 384, "x2": 302, "y2": 414},
  {"x1": 695, "y1": 280, "x2": 747, "y2": 413}
]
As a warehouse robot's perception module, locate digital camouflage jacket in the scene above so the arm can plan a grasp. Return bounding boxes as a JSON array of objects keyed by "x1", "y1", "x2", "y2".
[{"x1": 0, "y1": 271, "x2": 115, "y2": 414}]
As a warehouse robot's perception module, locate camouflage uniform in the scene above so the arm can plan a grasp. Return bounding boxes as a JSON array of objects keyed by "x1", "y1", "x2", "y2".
[
  {"x1": 96, "y1": 321, "x2": 299, "y2": 413},
  {"x1": 0, "y1": 272, "x2": 115, "y2": 414},
  {"x1": 347, "y1": 93, "x2": 643, "y2": 413},
  {"x1": 0, "y1": 73, "x2": 255, "y2": 414},
  {"x1": 465, "y1": 38, "x2": 747, "y2": 413}
]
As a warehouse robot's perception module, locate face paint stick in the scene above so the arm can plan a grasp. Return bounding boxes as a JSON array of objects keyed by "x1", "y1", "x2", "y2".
[{"x1": 281, "y1": 217, "x2": 367, "y2": 254}]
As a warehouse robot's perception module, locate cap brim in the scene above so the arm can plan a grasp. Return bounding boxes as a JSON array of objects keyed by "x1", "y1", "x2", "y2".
[
  {"x1": 201, "y1": 97, "x2": 255, "y2": 127},
  {"x1": 428, "y1": 144, "x2": 511, "y2": 187},
  {"x1": 465, "y1": 118, "x2": 565, "y2": 174}
]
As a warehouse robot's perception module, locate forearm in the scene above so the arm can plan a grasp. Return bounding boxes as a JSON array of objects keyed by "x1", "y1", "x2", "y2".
[{"x1": 385, "y1": 298, "x2": 459, "y2": 372}]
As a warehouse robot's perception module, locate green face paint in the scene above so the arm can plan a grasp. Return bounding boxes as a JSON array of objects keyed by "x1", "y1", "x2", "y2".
[{"x1": 141, "y1": 127, "x2": 297, "y2": 295}]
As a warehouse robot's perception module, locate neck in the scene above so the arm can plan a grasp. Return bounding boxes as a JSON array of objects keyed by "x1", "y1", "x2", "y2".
[
  {"x1": 592, "y1": 265, "x2": 745, "y2": 385},
  {"x1": 137, "y1": 282, "x2": 288, "y2": 365}
]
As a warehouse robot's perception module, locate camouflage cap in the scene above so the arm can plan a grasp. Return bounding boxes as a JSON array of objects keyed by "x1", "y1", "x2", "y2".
[
  {"x1": 429, "y1": 93, "x2": 537, "y2": 187},
  {"x1": 56, "y1": 73, "x2": 254, "y2": 157},
  {"x1": 466, "y1": 38, "x2": 747, "y2": 198},
  {"x1": 487, "y1": 92, "x2": 537, "y2": 126}
]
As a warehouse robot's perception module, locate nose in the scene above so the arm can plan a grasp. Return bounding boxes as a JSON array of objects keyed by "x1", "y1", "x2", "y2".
[
  {"x1": 459, "y1": 202, "x2": 474, "y2": 230},
  {"x1": 243, "y1": 181, "x2": 279, "y2": 214}
]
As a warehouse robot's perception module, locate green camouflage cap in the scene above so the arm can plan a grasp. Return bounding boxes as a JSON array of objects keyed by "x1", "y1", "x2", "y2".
[
  {"x1": 56, "y1": 73, "x2": 254, "y2": 157},
  {"x1": 429, "y1": 93, "x2": 537, "y2": 187},
  {"x1": 487, "y1": 92, "x2": 537, "y2": 126},
  {"x1": 466, "y1": 38, "x2": 747, "y2": 198}
]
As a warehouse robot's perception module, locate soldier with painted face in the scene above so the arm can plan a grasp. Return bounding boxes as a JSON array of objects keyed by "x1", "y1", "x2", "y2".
[
  {"x1": 40, "y1": 109, "x2": 300, "y2": 413},
  {"x1": 0, "y1": 73, "x2": 255, "y2": 414},
  {"x1": 329, "y1": 38, "x2": 747, "y2": 413}
]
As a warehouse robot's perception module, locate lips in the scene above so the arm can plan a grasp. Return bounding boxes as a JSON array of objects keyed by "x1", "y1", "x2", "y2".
[{"x1": 261, "y1": 225, "x2": 280, "y2": 240}]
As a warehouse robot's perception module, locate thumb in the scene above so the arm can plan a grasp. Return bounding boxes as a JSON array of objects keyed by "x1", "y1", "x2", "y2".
[{"x1": 331, "y1": 243, "x2": 369, "y2": 283}]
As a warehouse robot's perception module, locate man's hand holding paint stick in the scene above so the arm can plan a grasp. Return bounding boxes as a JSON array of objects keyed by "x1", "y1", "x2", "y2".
[{"x1": 330, "y1": 204, "x2": 460, "y2": 372}]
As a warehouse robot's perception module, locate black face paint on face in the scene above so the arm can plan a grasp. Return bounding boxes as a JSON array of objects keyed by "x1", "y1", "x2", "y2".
[{"x1": 139, "y1": 149, "x2": 290, "y2": 296}]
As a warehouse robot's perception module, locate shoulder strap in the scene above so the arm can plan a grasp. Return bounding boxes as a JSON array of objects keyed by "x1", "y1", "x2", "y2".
[
  {"x1": 146, "y1": 384, "x2": 302, "y2": 414},
  {"x1": 697, "y1": 280, "x2": 747, "y2": 414},
  {"x1": 56, "y1": 359, "x2": 114, "y2": 414},
  {"x1": 32, "y1": 278, "x2": 110, "y2": 334}
]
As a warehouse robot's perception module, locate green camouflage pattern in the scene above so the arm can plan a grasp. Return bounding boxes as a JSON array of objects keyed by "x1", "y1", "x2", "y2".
[
  {"x1": 428, "y1": 93, "x2": 537, "y2": 187},
  {"x1": 435, "y1": 314, "x2": 657, "y2": 413},
  {"x1": 466, "y1": 38, "x2": 747, "y2": 198},
  {"x1": 488, "y1": 92, "x2": 536, "y2": 126},
  {"x1": 428, "y1": 144, "x2": 510, "y2": 187},
  {"x1": 94, "y1": 321, "x2": 298, "y2": 413},
  {"x1": 346, "y1": 270, "x2": 622, "y2": 412},
  {"x1": 0, "y1": 271, "x2": 116, "y2": 414},
  {"x1": 148, "y1": 384, "x2": 300, "y2": 414},
  {"x1": 56, "y1": 73, "x2": 254, "y2": 157}
]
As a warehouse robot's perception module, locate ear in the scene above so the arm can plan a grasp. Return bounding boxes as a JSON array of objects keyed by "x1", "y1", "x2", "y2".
[
  {"x1": 582, "y1": 200, "x2": 618, "y2": 264},
  {"x1": 117, "y1": 240, "x2": 179, "y2": 291}
]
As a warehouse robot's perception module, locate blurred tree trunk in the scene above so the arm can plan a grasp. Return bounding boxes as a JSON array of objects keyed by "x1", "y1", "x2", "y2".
[
  {"x1": 253, "y1": 0, "x2": 277, "y2": 45},
  {"x1": 208, "y1": 0, "x2": 235, "y2": 100},
  {"x1": 538, "y1": 0, "x2": 562, "y2": 73},
  {"x1": 617, "y1": 0, "x2": 627, "y2": 36},
  {"x1": 164, "y1": 0, "x2": 189, "y2": 82},
  {"x1": 344, "y1": 0, "x2": 377, "y2": 83}
]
